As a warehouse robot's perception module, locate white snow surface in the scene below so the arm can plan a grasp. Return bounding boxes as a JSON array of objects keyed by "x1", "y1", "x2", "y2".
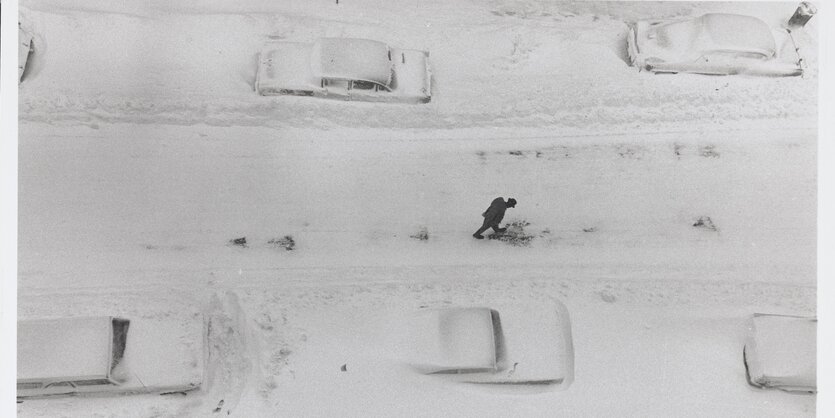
[{"x1": 15, "y1": 0, "x2": 819, "y2": 417}]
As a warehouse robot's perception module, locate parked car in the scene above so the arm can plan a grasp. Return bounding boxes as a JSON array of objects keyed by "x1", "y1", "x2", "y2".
[
  {"x1": 19, "y1": 25, "x2": 34, "y2": 82},
  {"x1": 398, "y1": 302, "x2": 574, "y2": 388},
  {"x1": 627, "y1": 13, "x2": 803, "y2": 76},
  {"x1": 743, "y1": 313, "x2": 816, "y2": 392},
  {"x1": 255, "y1": 37, "x2": 431, "y2": 103},
  {"x1": 17, "y1": 316, "x2": 203, "y2": 399}
]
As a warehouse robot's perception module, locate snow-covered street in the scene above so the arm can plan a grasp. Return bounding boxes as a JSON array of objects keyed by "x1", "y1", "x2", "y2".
[{"x1": 10, "y1": 0, "x2": 821, "y2": 416}]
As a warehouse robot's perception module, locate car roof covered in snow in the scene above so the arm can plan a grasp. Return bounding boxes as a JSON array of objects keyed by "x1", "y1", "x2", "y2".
[
  {"x1": 311, "y1": 38, "x2": 393, "y2": 86},
  {"x1": 698, "y1": 14, "x2": 776, "y2": 56},
  {"x1": 659, "y1": 13, "x2": 776, "y2": 57},
  {"x1": 258, "y1": 41, "x2": 321, "y2": 90},
  {"x1": 744, "y1": 313, "x2": 816, "y2": 391},
  {"x1": 18, "y1": 317, "x2": 120, "y2": 382},
  {"x1": 404, "y1": 307, "x2": 497, "y2": 373}
]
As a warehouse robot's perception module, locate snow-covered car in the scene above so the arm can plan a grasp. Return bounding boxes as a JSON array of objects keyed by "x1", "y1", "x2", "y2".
[
  {"x1": 255, "y1": 37, "x2": 431, "y2": 103},
  {"x1": 743, "y1": 313, "x2": 816, "y2": 392},
  {"x1": 627, "y1": 13, "x2": 803, "y2": 76},
  {"x1": 17, "y1": 316, "x2": 203, "y2": 399},
  {"x1": 19, "y1": 25, "x2": 34, "y2": 82},
  {"x1": 399, "y1": 302, "x2": 574, "y2": 388}
]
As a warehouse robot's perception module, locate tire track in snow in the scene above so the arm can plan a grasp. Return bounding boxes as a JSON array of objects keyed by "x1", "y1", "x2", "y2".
[{"x1": 203, "y1": 290, "x2": 265, "y2": 416}]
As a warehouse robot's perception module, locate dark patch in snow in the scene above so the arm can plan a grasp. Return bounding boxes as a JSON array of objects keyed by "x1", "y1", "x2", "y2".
[
  {"x1": 340, "y1": 364, "x2": 347, "y2": 372},
  {"x1": 268, "y1": 235, "x2": 296, "y2": 251},
  {"x1": 700, "y1": 145, "x2": 720, "y2": 158},
  {"x1": 583, "y1": 227, "x2": 597, "y2": 233},
  {"x1": 230, "y1": 237, "x2": 247, "y2": 247},
  {"x1": 673, "y1": 143, "x2": 684, "y2": 158},
  {"x1": 509, "y1": 150, "x2": 524, "y2": 156},
  {"x1": 488, "y1": 220, "x2": 536, "y2": 247},
  {"x1": 599, "y1": 290, "x2": 617, "y2": 303},
  {"x1": 617, "y1": 145, "x2": 642, "y2": 159},
  {"x1": 410, "y1": 227, "x2": 430, "y2": 241},
  {"x1": 693, "y1": 216, "x2": 718, "y2": 231},
  {"x1": 256, "y1": 313, "x2": 274, "y2": 331}
]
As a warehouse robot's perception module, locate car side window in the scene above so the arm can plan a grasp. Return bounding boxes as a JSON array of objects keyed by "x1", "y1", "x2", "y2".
[
  {"x1": 74, "y1": 379, "x2": 114, "y2": 386},
  {"x1": 352, "y1": 80, "x2": 376, "y2": 90},
  {"x1": 324, "y1": 79, "x2": 350, "y2": 90},
  {"x1": 44, "y1": 381, "x2": 75, "y2": 388},
  {"x1": 707, "y1": 50, "x2": 768, "y2": 60}
]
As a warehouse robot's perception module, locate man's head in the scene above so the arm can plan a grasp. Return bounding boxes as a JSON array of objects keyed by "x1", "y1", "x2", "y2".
[{"x1": 506, "y1": 198, "x2": 517, "y2": 208}]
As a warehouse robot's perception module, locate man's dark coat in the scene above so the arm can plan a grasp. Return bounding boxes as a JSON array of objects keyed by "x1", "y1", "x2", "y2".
[{"x1": 482, "y1": 197, "x2": 508, "y2": 228}]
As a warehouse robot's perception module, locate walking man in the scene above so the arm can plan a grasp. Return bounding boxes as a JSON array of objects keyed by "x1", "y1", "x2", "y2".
[{"x1": 473, "y1": 197, "x2": 517, "y2": 239}]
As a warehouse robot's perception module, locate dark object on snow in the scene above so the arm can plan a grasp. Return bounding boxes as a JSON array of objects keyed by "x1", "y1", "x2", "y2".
[
  {"x1": 693, "y1": 216, "x2": 717, "y2": 231},
  {"x1": 474, "y1": 197, "x2": 517, "y2": 239},
  {"x1": 411, "y1": 227, "x2": 430, "y2": 241},
  {"x1": 787, "y1": 2, "x2": 816, "y2": 29},
  {"x1": 488, "y1": 220, "x2": 535, "y2": 247},
  {"x1": 340, "y1": 364, "x2": 347, "y2": 372},
  {"x1": 268, "y1": 235, "x2": 295, "y2": 251},
  {"x1": 230, "y1": 237, "x2": 247, "y2": 247},
  {"x1": 700, "y1": 145, "x2": 720, "y2": 158}
]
